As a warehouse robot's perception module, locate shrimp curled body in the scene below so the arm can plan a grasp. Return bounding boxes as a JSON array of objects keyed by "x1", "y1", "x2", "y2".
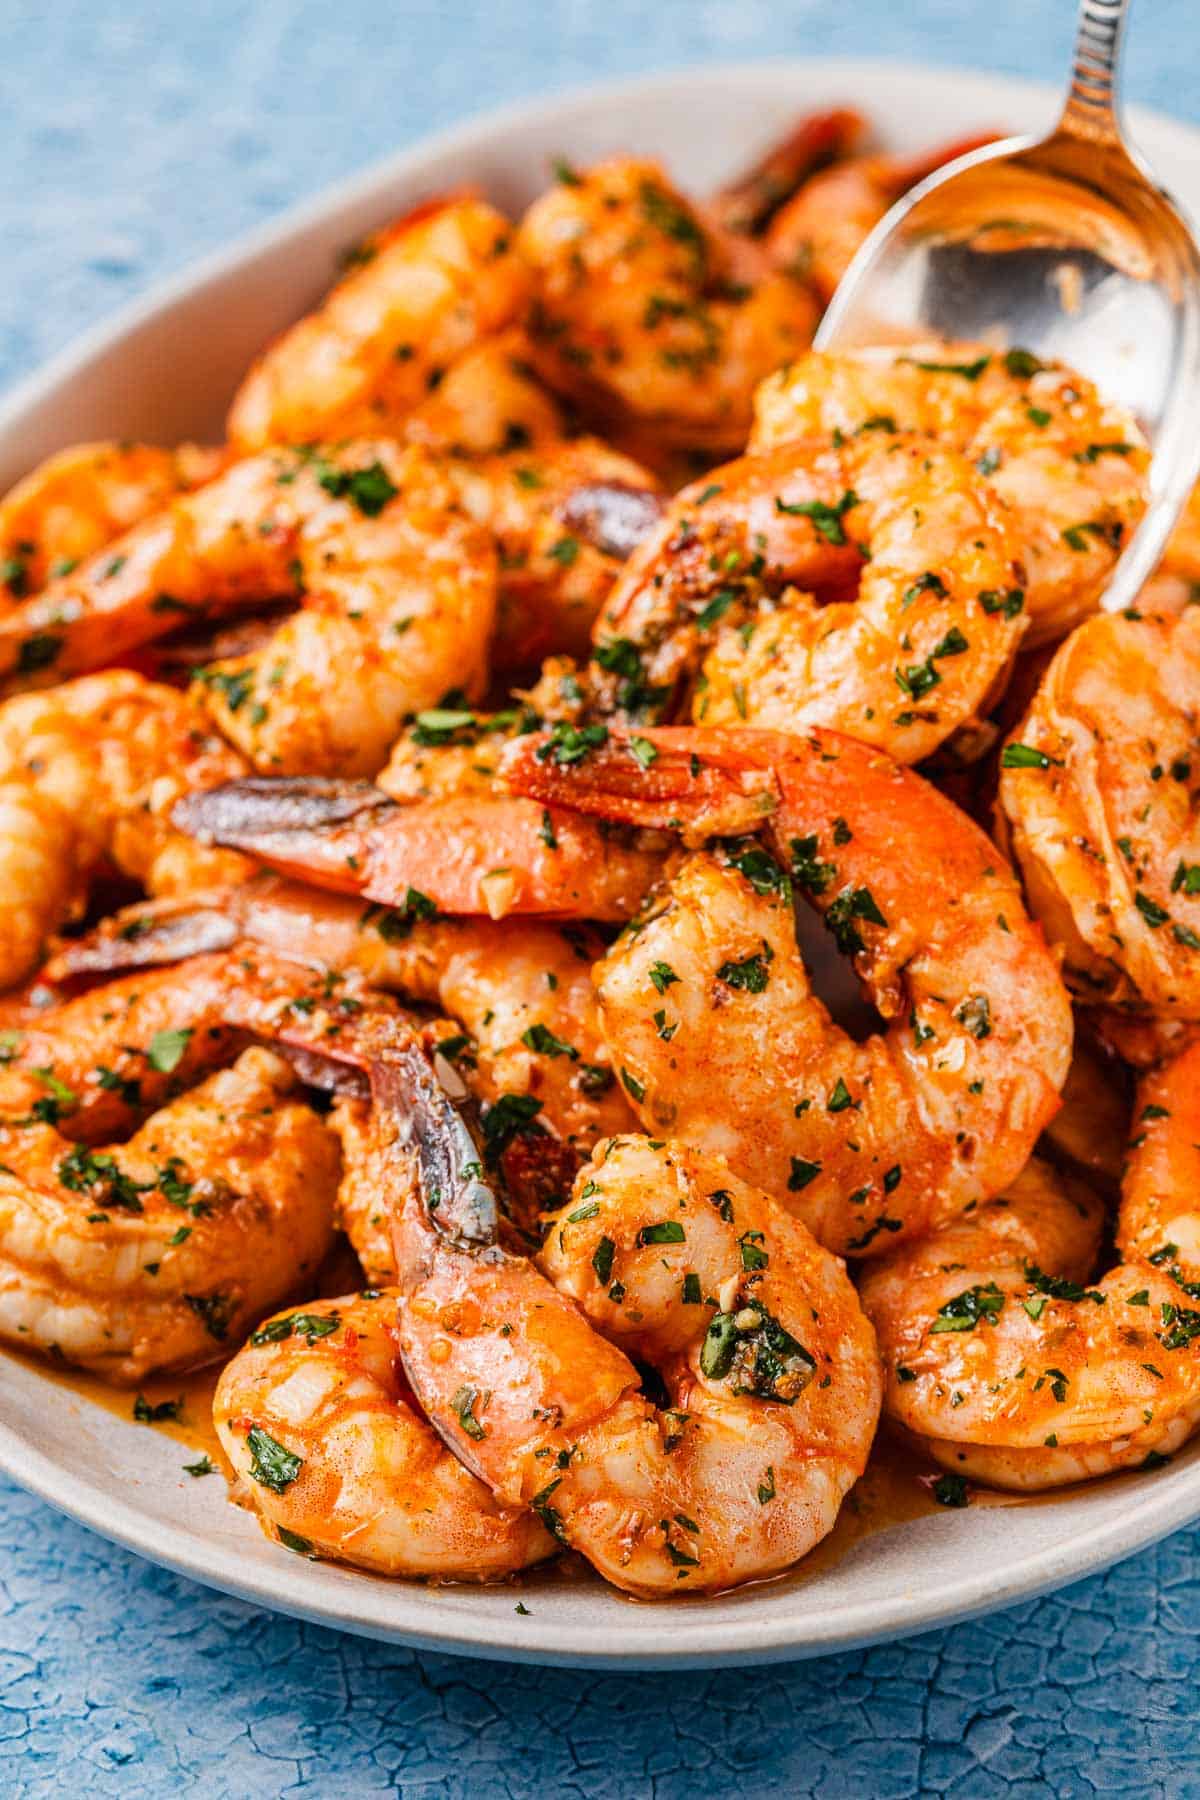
[
  {"x1": 502, "y1": 724, "x2": 1073, "y2": 1257},
  {"x1": 0, "y1": 1047, "x2": 338, "y2": 1383},
  {"x1": 228, "y1": 196, "x2": 531, "y2": 451},
  {"x1": 999, "y1": 603, "x2": 1200, "y2": 1017},
  {"x1": 592, "y1": 432, "x2": 1028, "y2": 765},
  {"x1": 752, "y1": 348, "x2": 1148, "y2": 647},
  {"x1": 214, "y1": 1290, "x2": 557, "y2": 1578},
  {"x1": 386, "y1": 1082, "x2": 881, "y2": 1596},
  {"x1": 0, "y1": 442, "x2": 496, "y2": 779},
  {"x1": 862, "y1": 1041, "x2": 1200, "y2": 1488},
  {"x1": 0, "y1": 670, "x2": 249, "y2": 989}
]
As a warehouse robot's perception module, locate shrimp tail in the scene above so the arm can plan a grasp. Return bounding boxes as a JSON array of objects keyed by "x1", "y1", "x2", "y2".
[
  {"x1": 171, "y1": 777, "x2": 392, "y2": 891},
  {"x1": 45, "y1": 895, "x2": 240, "y2": 981},
  {"x1": 369, "y1": 1032, "x2": 500, "y2": 1255},
  {"x1": 173, "y1": 773, "x2": 664, "y2": 921},
  {"x1": 500, "y1": 724, "x2": 781, "y2": 836},
  {"x1": 710, "y1": 106, "x2": 868, "y2": 235},
  {"x1": 558, "y1": 481, "x2": 665, "y2": 559}
]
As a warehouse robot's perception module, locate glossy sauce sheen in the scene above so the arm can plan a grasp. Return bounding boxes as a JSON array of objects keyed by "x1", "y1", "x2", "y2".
[
  {"x1": 5, "y1": 1340, "x2": 1029, "y2": 1594},
  {"x1": 7, "y1": 1348, "x2": 228, "y2": 1468}
]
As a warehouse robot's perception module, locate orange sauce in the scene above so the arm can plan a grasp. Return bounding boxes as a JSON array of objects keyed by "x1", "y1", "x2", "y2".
[
  {"x1": 6, "y1": 1345, "x2": 228, "y2": 1466},
  {"x1": 1, "y1": 1240, "x2": 366, "y2": 1477},
  {"x1": 8, "y1": 1335, "x2": 1031, "y2": 1596},
  {"x1": 2, "y1": 1227, "x2": 1039, "y2": 1595}
]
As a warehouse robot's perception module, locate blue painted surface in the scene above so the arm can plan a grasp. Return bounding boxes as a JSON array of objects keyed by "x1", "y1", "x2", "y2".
[{"x1": 2, "y1": 2, "x2": 1200, "y2": 1792}]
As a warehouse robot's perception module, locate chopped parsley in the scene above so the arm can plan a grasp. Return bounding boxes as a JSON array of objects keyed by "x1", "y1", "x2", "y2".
[
  {"x1": 250, "y1": 1310, "x2": 341, "y2": 1347},
  {"x1": 451, "y1": 1384, "x2": 487, "y2": 1440},
  {"x1": 133, "y1": 1394, "x2": 183, "y2": 1424},
  {"x1": 637, "y1": 1220, "x2": 686, "y2": 1246},
  {"x1": 147, "y1": 1027, "x2": 193, "y2": 1074},
  {"x1": 246, "y1": 1426, "x2": 303, "y2": 1493},
  {"x1": 315, "y1": 458, "x2": 398, "y2": 516},
  {"x1": 716, "y1": 949, "x2": 772, "y2": 993},
  {"x1": 521, "y1": 1023, "x2": 578, "y2": 1061},
  {"x1": 774, "y1": 488, "x2": 859, "y2": 546},
  {"x1": 481, "y1": 1092, "x2": 543, "y2": 1153},
  {"x1": 930, "y1": 1283, "x2": 1004, "y2": 1333}
]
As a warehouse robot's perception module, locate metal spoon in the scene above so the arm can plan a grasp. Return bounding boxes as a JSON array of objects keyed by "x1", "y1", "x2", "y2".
[{"x1": 815, "y1": 0, "x2": 1200, "y2": 612}]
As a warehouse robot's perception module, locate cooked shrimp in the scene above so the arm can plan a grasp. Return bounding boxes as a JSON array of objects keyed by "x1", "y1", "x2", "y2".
[
  {"x1": 0, "y1": 440, "x2": 496, "y2": 775},
  {"x1": 709, "y1": 107, "x2": 868, "y2": 237},
  {"x1": 0, "y1": 963, "x2": 240, "y2": 1145},
  {"x1": 0, "y1": 1046, "x2": 338, "y2": 1382},
  {"x1": 1160, "y1": 477, "x2": 1200, "y2": 587},
  {"x1": 0, "y1": 670, "x2": 249, "y2": 989},
  {"x1": 862, "y1": 1041, "x2": 1200, "y2": 1489},
  {"x1": 1118, "y1": 1038, "x2": 1200, "y2": 1268},
  {"x1": 0, "y1": 441, "x2": 224, "y2": 602},
  {"x1": 752, "y1": 347, "x2": 1149, "y2": 646},
  {"x1": 399, "y1": 328, "x2": 666, "y2": 665},
  {"x1": 1090, "y1": 1009, "x2": 1200, "y2": 1072},
  {"x1": 227, "y1": 195, "x2": 530, "y2": 451},
  {"x1": 998, "y1": 603, "x2": 1200, "y2": 1016},
  {"x1": 171, "y1": 762, "x2": 670, "y2": 923},
  {"x1": 455, "y1": 437, "x2": 663, "y2": 667},
  {"x1": 400, "y1": 329, "x2": 567, "y2": 457},
  {"x1": 0, "y1": 938, "x2": 410, "y2": 1161},
  {"x1": 502, "y1": 724, "x2": 1073, "y2": 1257},
  {"x1": 518, "y1": 158, "x2": 819, "y2": 454},
  {"x1": 584, "y1": 430, "x2": 1027, "y2": 762},
  {"x1": 47, "y1": 875, "x2": 634, "y2": 1152},
  {"x1": 1039, "y1": 1037, "x2": 1128, "y2": 1192},
  {"x1": 214, "y1": 1289, "x2": 557, "y2": 1578},
  {"x1": 346, "y1": 1024, "x2": 880, "y2": 1597},
  {"x1": 765, "y1": 134, "x2": 998, "y2": 300}
]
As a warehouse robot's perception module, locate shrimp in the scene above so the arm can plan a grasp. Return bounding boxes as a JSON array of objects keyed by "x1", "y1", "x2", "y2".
[
  {"x1": 399, "y1": 329, "x2": 567, "y2": 457},
  {"x1": 0, "y1": 670, "x2": 250, "y2": 990},
  {"x1": 0, "y1": 441, "x2": 224, "y2": 602},
  {"x1": 400, "y1": 328, "x2": 666, "y2": 665},
  {"x1": 708, "y1": 107, "x2": 868, "y2": 238},
  {"x1": 517, "y1": 158, "x2": 819, "y2": 455},
  {"x1": 752, "y1": 347, "x2": 1149, "y2": 647},
  {"x1": 0, "y1": 939, "x2": 444, "y2": 1381},
  {"x1": 229, "y1": 211, "x2": 660, "y2": 673},
  {"x1": 861, "y1": 1040, "x2": 1200, "y2": 1489},
  {"x1": 454, "y1": 436, "x2": 663, "y2": 668},
  {"x1": 340, "y1": 1020, "x2": 880, "y2": 1597},
  {"x1": 227, "y1": 195, "x2": 530, "y2": 452},
  {"x1": 170, "y1": 759, "x2": 671, "y2": 924},
  {"x1": 997, "y1": 602, "x2": 1200, "y2": 1016},
  {"x1": 1090, "y1": 1009, "x2": 1200, "y2": 1072},
  {"x1": 1039, "y1": 1037, "x2": 1128, "y2": 1193},
  {"x1": 765, "y1": 134, "x2": 999, "y2": 301},
  {"x1": 213, "y1": 1289, "x2": 558, "y2": 1579},
  {"x1": 502, "y1": 724, "x2": 1073, "y2": 1257},
  {"x1": 578, "y1": 426, "x2": 1028, "y2": 763},
  {"x1": 0, "y1": 933, "x2": 426, "y2": 1136},
  {"x1": 0, "y1": 962, "x2": 240, "y2": 1143},
  {"x1": 0, "y1": 1045, "x2": 338, "y2": 1382},
  {"x1": 0, "y1": 441, "x2": 496, "y2": 776},
  {"x1": 46, "y1": 875, "x2": 635, "y2": 1153},
  {"x1": 1118, "y1": 1038, "x2": 1200, "y2": 1269}
]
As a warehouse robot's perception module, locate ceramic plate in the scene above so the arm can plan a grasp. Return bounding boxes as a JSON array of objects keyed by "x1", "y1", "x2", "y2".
[{"x1": 3, "y1": 57, "x2": 1199, "y2": 1670}]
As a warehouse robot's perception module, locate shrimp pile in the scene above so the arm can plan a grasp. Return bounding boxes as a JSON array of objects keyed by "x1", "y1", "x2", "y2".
[{"x1": 4, "y1": 98, "x2": 1194, "y2": 1605}]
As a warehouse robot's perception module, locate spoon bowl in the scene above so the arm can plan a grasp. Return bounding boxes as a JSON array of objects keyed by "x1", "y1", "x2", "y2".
[{"x1": 816, "y1": 0, "x2": 1200, "y2": 612}]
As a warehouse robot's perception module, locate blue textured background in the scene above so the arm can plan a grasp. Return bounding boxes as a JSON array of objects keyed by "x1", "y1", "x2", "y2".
[{"x1": 3, "y1": 2, "x2": 1200, "y2": 1793}]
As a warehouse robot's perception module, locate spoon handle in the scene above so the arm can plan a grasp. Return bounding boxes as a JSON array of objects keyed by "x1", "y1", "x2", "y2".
[{"x1": 1057, "y1": 0, "x2": 1130, "y2": 146}]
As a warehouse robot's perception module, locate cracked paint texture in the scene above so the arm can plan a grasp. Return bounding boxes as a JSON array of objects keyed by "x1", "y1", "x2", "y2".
[{"x1": 1, "y1": 0, "x2": 1199, "y2": 1791}]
